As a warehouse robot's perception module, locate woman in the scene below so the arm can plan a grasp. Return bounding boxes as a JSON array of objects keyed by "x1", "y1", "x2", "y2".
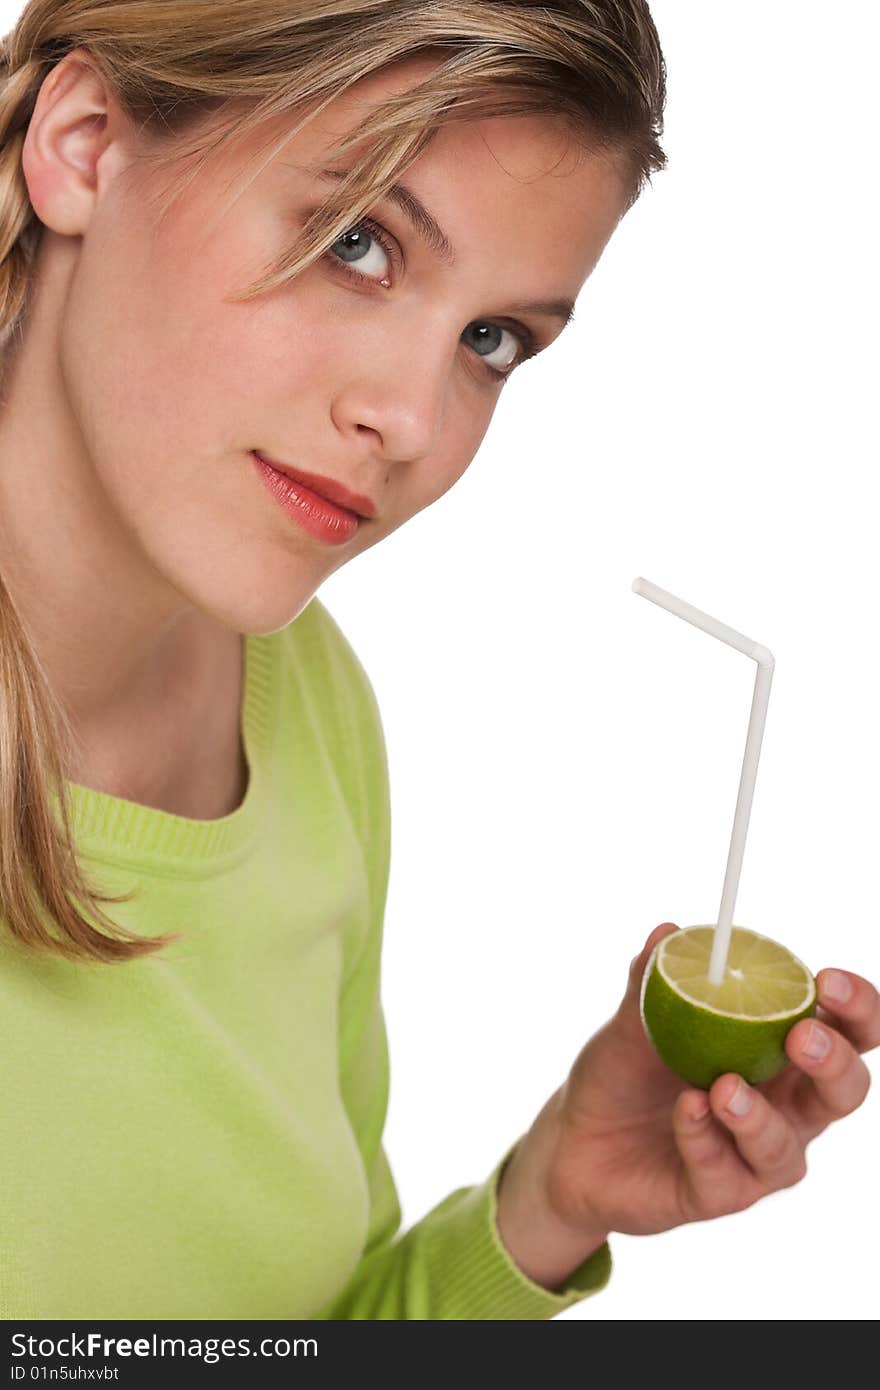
[{"x1": 0, "y1": 0, "x2": 876, "y2": 1321}]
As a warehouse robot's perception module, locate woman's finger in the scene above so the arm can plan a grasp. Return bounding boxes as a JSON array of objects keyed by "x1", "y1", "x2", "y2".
[
  {"x1": 709, "y1": 1074, "x2": 807, "y2": 1190},
  {"x1": 672, "y1": 1090, "x2": 759, "y2": 1218},
  {"x1": 813, "y1": 969, "x2": 880, "y2": 1055},
  {"x1": 783, "y1": 1016, "x2": 872, "y2": 1132}
]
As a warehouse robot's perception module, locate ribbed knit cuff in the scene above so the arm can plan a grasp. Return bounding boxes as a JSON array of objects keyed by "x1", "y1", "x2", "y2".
[{"x1": 420, "y1": 1140, "x2": 613, "y2": 1319}]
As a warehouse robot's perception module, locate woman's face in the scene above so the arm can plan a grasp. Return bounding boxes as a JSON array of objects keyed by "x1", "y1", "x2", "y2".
[{"x1": 17, "y1": 51, "x2": 632, "y2": 638}]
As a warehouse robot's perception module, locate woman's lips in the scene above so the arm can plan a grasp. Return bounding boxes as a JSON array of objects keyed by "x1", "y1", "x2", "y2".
[
  {"x1": 252, "y1": 451, "x2": 377, "y2": 519},
  {"x1": 251, "y1": 452, "x2": 362, "y2": 546}
]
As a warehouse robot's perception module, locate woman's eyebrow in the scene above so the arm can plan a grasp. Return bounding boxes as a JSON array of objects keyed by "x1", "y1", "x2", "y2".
[
  {"x1": 303, "y1": 166, "x2": 576, "y2": 327},
  {"x1": 311, "y1": 165, "x2": 456, "y2": 267},
  {"x1": 505, "y1": 297, "x2": 576, "y2": 327}
]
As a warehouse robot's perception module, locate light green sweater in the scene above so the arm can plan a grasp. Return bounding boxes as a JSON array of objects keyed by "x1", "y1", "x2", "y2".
[{"x1": 0, "y1": 596, "x2": 612, "y2": 1320}]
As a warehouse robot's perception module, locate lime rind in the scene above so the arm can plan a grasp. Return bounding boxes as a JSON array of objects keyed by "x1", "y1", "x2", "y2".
[{"x1": 639, "y1": 925, "x2": 817, "y2": 1089}]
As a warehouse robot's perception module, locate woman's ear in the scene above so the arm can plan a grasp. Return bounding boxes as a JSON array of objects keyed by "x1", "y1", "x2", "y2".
[{"x1": 20, "y1": 46, "x2": 136, "y2": 238}]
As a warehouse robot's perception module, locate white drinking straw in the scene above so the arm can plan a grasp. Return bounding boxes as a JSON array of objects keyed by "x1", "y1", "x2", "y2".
[{"x1": 631, "y1": 578, "x2": 775, "y2": 985}]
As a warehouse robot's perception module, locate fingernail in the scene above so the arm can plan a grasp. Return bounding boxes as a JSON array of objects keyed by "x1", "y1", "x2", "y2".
[
  {"x1": 821, "y1": 970, "x2": 852, "y2": 1005},
  {"x1": 802, "y1": 1022, "x2": 831, "y2": 1061},
  {"x1": 725, "y1": 1081, "x2": 753, "y2": 1117}
]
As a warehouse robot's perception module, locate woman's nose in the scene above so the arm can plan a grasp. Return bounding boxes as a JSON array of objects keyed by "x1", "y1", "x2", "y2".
[{"x1": 330, "y1": 341, "x2": 451, "y2": 466}]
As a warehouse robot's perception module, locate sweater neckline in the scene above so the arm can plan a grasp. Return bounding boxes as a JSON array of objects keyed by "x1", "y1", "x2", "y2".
[{"x1": 62, "y1": 631, "x2": 279, "y2": 876}]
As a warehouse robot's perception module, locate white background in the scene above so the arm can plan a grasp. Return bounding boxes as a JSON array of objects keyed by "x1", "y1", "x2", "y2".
[
  {"x1": 4, "y1": 0, "x2": 876, "y2": 1320},
  {"x1": 321, "y1": 1, "x2": 880, "y2": 1320}
]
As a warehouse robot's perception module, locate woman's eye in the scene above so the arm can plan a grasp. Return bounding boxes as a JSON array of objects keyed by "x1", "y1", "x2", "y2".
[
  {"x1": 328, "y1": 221, "x2": 393, "y2": 284},
  {"x1": 461, "y1": 321, "x2": 524, "y2": 378},
  {"x1": 326, "y1": 223, "x2": 531, "y2": 381}
]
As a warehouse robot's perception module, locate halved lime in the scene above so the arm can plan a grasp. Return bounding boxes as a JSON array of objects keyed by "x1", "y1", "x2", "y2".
[{"x1": 640, "y1": 925, "x2": 816, "y2": 1089}]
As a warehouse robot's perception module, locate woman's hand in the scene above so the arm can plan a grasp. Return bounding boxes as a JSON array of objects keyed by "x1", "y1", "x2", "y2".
[{"x1": 496, "y1": 922, "x2": 879, "y2": 1289}]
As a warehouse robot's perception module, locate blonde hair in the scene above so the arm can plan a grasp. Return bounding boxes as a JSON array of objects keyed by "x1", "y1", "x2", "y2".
[{"x1": 0, "y1": 0, "x2": 666, "y2": 965}]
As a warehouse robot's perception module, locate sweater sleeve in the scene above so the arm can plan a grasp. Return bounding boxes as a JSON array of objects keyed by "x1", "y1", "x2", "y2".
[
  {"x1": 306, "y1": 600, "x2": 613, "y2": 1320},
  {"x1": 312, "y1": 901, "x2": 613, "y2": 1320}
]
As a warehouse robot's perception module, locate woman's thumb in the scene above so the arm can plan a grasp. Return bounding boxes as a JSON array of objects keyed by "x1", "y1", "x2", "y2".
[
  {"x1": 627, "y1": 921, "x2": 681, "y2": 995},
  {"x1": 614, "y1": 922, "x2": 682, "y2": 1040}
]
